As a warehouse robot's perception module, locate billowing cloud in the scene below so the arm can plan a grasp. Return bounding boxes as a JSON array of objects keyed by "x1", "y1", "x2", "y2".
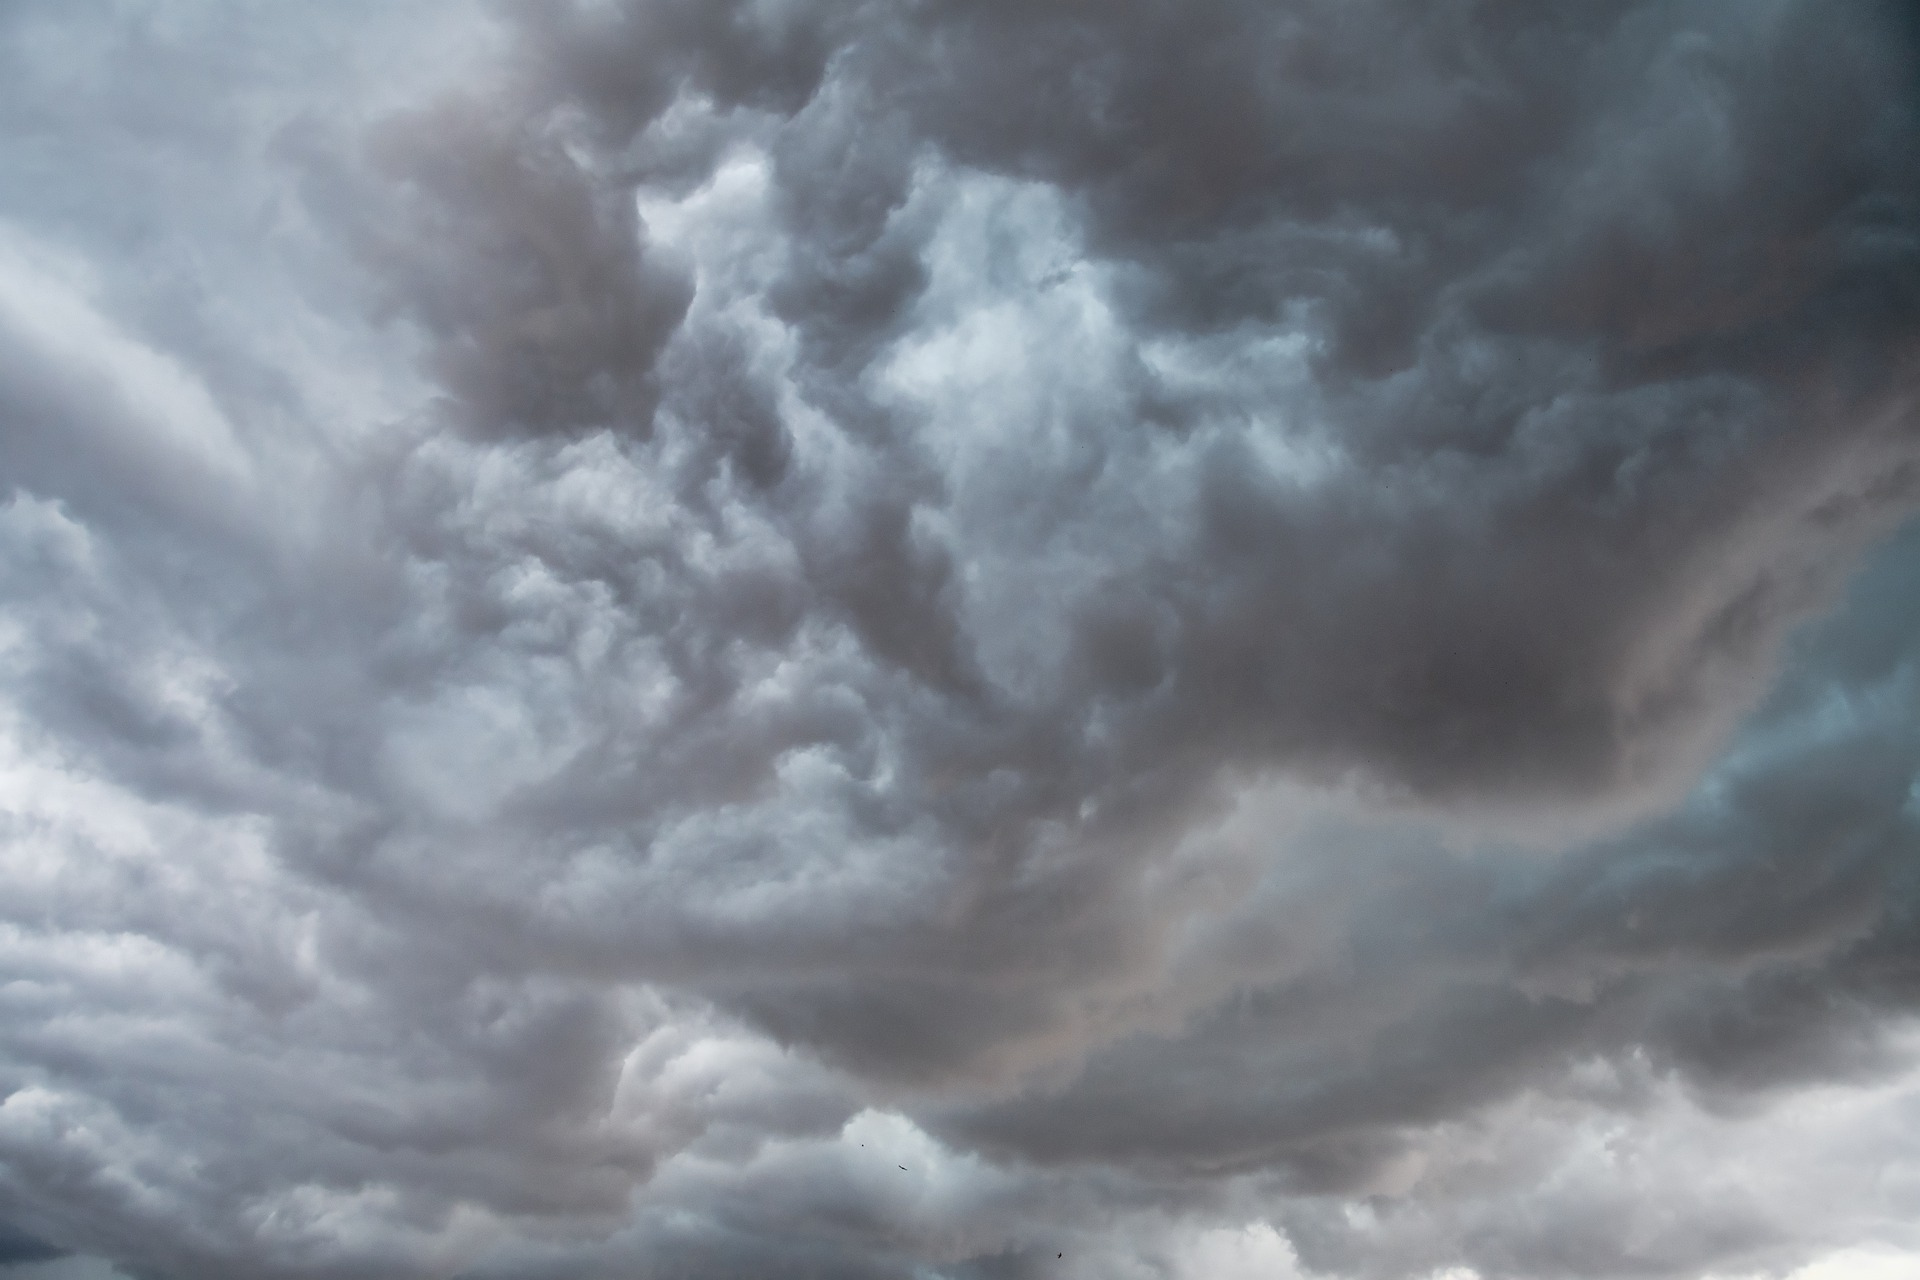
[{"x1": 0, "y1": 1, "x2": 1917, "y2": 1277}]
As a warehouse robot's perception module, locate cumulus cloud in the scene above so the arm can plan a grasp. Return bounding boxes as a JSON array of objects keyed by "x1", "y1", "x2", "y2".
[{"x1": 0, "y1": 0, "x2": 1916, "y2": 1277}]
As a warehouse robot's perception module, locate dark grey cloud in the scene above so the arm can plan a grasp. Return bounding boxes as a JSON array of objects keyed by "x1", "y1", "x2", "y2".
[
  {"x1": 0, "y1": 1, "x2": 1917, "y2": 1277},
  {"x1": 298, "y1": 102, "x2": 694, "y2": 442}
]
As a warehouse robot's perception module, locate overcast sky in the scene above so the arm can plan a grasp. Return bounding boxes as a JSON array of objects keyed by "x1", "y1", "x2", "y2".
[{"x1": 0, "y1": 2, "x2": 1918, "y2": 1277}]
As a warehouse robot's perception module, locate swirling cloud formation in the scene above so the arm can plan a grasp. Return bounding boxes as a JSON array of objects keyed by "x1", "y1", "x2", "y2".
[{"x1": 0, "y1": 2, "x2": 1917, "y2": 1277}]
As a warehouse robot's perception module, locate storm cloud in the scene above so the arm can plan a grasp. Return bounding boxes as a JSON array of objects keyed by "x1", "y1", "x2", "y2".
[{"x1": 0, "y1": 1, "x2": 1917, "y2": 1277}]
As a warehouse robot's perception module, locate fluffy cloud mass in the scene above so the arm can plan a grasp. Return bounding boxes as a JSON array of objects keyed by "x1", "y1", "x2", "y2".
[{"x1": 1, "y1": 1, "x2": 1918, "y2": 1276}]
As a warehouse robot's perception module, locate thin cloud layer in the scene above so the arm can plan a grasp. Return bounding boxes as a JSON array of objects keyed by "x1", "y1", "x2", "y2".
[{"x1": 0, "y1": 1, "x2": 1916, "y2": 1277}]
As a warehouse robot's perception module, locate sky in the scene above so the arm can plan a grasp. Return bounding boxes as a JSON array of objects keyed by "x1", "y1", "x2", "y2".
[{"x1": 0, "y1": 1, "x2": 1917, "y2": 1277}]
